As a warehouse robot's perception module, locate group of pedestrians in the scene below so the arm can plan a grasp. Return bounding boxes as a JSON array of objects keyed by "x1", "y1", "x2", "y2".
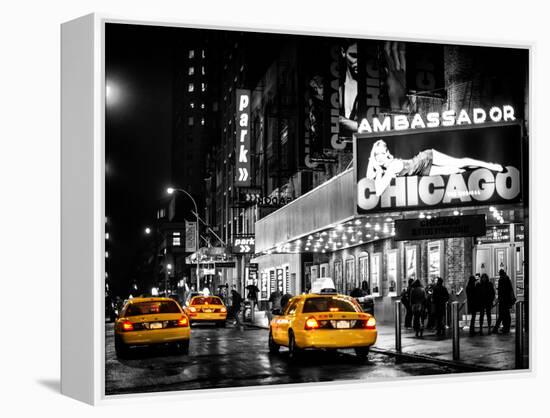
[
  {"x1": 401, "y1": 269, "x2": 516, "y2": 338},
  {"x1": 401, "y1": 277, "x2": 449, "y2": 337},
  {"x1": 466, "y1": 269, "x2": 516, "y2": 335}
]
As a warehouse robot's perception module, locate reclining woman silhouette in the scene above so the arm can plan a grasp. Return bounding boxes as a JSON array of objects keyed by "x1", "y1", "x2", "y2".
[{"x1": 366, "y1": 139, "x2": 503, "y2": 196}]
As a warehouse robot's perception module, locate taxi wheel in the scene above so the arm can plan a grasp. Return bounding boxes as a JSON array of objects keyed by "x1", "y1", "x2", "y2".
[
  {"x1": 354, "y1": 347, "x2": 370, "y2": 361},
  {"x1": 268, "y1": 329, "x2": 280, "y2": 354},
  {"x1": 288, "y1": 331, "x2": 302, "y2": 361},
  {"x1": 114, "y1": 336, "x2": 129, "y2": 358}
]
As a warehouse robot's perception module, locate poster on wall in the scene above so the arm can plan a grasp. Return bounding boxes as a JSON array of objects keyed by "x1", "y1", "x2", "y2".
[
  {"x1": 269, "y1": 270, "x2": 276, "y2": 294},
  {"x1": 355, "y1": 123, "x2": 522, "y2": 214},
  {"x1": 276, "y1": 268, "x2": 284, "y2": 293},
  {"x1": 428, "y1": 241, "x2": 441, "y2": 281},
  {"x1": 405, "y1": 245, "x2": 417, "y2": 283},
  {"x1": 261, "y1": 272, "x2": 268, "y2": 299},
  {"x1": 371, "y1": 253, "x2": 381, "y2": 296},
  {"x1": 334, "y1": 261, "x2": 343, "y2": 293},
  {"x1": 387, "y1": 250, "x2": 398, "y2": 296},
  {"x1": 358, "y1": 255, "x2": 369, "y2": 292},
  {"x1": 345, "y1": 258, "x2": 355, "y2": 295}
]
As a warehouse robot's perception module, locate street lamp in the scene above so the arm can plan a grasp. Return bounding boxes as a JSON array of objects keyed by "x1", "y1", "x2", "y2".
[
  {"x1": 144, "y1": 227, "x2": 151, "y2": 235},
  {"x1": 167, "y1": 187, "x2": 200, "y2": 291}
]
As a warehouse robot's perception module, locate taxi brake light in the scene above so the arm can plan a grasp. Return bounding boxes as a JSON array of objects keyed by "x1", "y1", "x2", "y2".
[
  {"x1": 177, "y1": 316, "x2": 189, "y2": 327},
  {"x1": 305, "y1": 317, "x2": 320, "y2": 330},
  {"x1": 220, "y1": 307, "x2": 227, "y2": 313},
  {"x1": 365, "y1": 316, "x2": 376, "y2": 329},
  {"x1": 121, "y1": 320, "x2": 134, "y2": 331},
  {"x1": 189, "y1": 307, "x2": 197, "y2": 312}
]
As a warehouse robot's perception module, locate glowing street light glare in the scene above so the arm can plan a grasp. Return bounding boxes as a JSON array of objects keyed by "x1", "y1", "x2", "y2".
[
  {"x1": 166, "y1": 187, "x2": 175, "y2": 194},
  {"x1": 145, "y1": 227, "x2": 151, "y2": 234}
]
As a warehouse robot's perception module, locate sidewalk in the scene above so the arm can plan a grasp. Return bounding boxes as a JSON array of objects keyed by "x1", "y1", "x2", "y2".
[{"x1": 244, "y1": 310, "x2": 526, "y2": 371}]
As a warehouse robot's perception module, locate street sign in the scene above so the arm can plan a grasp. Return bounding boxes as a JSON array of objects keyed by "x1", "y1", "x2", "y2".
[
  {"x1": 185, "y1": 221, "x2": 197, "y2": 252},
  {"x1": 235, "y1": 89, "x2": 251, "y2": 187},
  {"x1": 394, "y1": 214, "x2": 486, "y2": 241},
  {"x1": 232, "y1": 235, "x2": 255, "y2": 254}
]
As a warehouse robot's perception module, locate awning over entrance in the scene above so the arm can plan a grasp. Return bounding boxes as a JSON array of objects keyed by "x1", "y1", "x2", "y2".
[
  {"x1": 255, "y1": 168, "x2": 525, "y2": 255},
  {"x1": 255, "y1": 168, "x2": 355, "y2": 254}
]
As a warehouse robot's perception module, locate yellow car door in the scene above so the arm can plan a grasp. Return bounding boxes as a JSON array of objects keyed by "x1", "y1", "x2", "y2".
[{"x1": 276, "y1": 298, "x2": 300, "y2": 347}]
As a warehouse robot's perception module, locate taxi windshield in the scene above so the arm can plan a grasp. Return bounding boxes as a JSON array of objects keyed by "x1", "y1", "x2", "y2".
[
  {"x1": 125, "y1": 301, "x2": 181, "y2": 316},
  {"x1": 191, "y1": 297, "x2": 223, "y2": 305},
  {"x1": 302, "y1": 296, "x2": 359, "y2": 313}
]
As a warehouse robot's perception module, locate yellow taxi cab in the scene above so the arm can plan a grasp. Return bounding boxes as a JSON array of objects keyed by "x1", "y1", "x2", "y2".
[
  {"x1": 185, "y1": 295, "x2": 227, "y2": 327},
  {"x1": 114, "y1": 297, "x2": 190, "y2": 357},
  {"x1": 268, "y1": 290, "x2": 377, "y2": 361}
]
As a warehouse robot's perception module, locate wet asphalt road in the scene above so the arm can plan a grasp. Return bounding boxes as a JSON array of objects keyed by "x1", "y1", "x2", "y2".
[{"x1": 105, "y1": 322, "x2": 465, "y2": 395}]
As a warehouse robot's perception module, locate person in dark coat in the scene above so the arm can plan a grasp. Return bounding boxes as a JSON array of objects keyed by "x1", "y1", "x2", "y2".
[
  {"x1": 230, "y1": 287, "x2": 243, "y2": 327},
  {"x1": 465, "y1": 275, "x2": 479, "y2": 336},
  {"x1": 432, "y1": 277, "x2": 450, "y2": 336},
  {"x1": 280, "y1": 293, "x2": 293, "y2": 312},
  {"x1": 493, "y1": 270, "x2": 515, "y2": 334},
  {"x1": 425, "y1": 279, "x2": 436, "y2": 329},
  {"x1": 409, "y1": 279, "x2": 427, "y2": 337},
  {"x1": 246, "y1": 284, "x2": 260, "y2": 308},
  {"x1": 478, "y1": 273, "x2": 495, "y2": 334},
  {"x1": 400, "y1": 278, "x2": 414, "y2": 329}
]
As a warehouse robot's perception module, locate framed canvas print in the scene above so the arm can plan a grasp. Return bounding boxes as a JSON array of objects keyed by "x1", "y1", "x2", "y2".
[{"x1": 61, "y1": 13, "x2": 531, "y2": 405}]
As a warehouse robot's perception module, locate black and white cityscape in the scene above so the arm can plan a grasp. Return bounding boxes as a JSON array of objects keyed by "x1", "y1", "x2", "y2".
[{"x1": 104, "y1": 23, "x2": 529, "y2": 396}]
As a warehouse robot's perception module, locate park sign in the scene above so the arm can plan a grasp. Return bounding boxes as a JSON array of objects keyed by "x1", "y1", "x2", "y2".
[
  {"x1": 354, "y1": 123, "x2": 523, "y2": 214},
  {"x1": 235, "y1": 89, "x2": 251, "y2": 186},
  {"x1": 232, "y1": 234, "x2": 255, "y2": 254}
]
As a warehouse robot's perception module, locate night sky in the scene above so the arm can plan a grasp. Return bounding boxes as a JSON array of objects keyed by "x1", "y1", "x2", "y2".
[{"x1": 106, "y1": 24, "x2": 176, "y2": 296}]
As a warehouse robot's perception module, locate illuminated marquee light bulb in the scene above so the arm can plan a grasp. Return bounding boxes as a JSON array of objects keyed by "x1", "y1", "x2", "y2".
[
  {"x1": 365, "y1": 223, "x2": 372, "y2": 228},
  {"x1": 374, "y1": 224, "x2": 381, "y2": 231},
  {"x1": 357, "y1": 231, "x2": 363, "y2": 236},
  {"x1": 385, "y1": 217, "x2": 392, "y2": 222},
  {"x1": 336, "y1": 224, "x2": 344, "y2": 231},
  {"x1": 355, "y1": 219, "x2": 362, "y2": 225}
]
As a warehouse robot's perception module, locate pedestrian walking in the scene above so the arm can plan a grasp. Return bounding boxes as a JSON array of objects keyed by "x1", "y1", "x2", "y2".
[
  {"x1": 280, "y1": 293, "x2": 293, "y2": 312},
  {"x1": 230, "y1": 286, "x2": 244, "y2": 328},
  {"x1": 432, "y1": 277, "x2": 450, "y2": 336},
  {"x1": 246, "y1": 284, "x2": 260, "y2": 309},
  {"x1": 266, "y1": 289, "x2": 282, "y2": 323},
  {"x1": 409, "y1": 279, "x2": 427, "y2": 337},
  {"x1": 493, "y1": 270, "x2": 515, "y2": 334},
  {"x1": 478, "y1": 273, "x2": 495, "y2": 334},
  {"x1": 401, "y1": 278, "x2": 414, "y2": 328},
  {"x1": 465, "y1": 275, "x2": 479, "y2": 336}
]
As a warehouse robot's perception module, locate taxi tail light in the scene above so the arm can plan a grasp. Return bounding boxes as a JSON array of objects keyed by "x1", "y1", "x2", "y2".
[
  {"x1": 363, "y1": 316, "x2": 376, "y2": 329},
  {"x1": 121, "y1": 320, "x2": 134, "y2": 332},
  {"x1": 305, "y1": 317, "x2": 320, "y2": 330},
  {"x1": 188, "y1": 307, "x2": 197, "y2": 312},
  {"x1": 220, "y1": 307, "x2": 227, "y2": 313},
  {"x1": 177, "y1": 316, "x2": 189, "y2": 327}
]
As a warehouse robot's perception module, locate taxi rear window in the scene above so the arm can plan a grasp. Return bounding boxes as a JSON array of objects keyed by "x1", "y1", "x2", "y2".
[
  {"x1": 125, "y1": 301, "x2": 181, "y2": 316},
  {"x1": 302, "y1": 297, "x2": 359, "y2": 313},
  {"x1": 191, "y1": 297, "x2": 223, "y2": 305}
]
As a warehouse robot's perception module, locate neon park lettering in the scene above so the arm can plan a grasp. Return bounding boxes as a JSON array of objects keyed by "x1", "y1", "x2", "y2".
[
  {"x1": 357, "y1": 166, "x2": 520, "y2": 211},
  {"x1": 358, "y1": 105, "x2": 515, "y2": 134}
]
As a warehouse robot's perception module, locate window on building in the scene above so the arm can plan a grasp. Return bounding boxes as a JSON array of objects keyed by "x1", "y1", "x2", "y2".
[
  {"x1": 188, "y1": 50, "x2": 195, "y2": 59},
  {"x1": 188, "y1": 83, "x2": 194, "y2": 92},
  {"x1": 200, "y1": 118, "x2": 205, "y2": 126},
  {"x1": 201, "y1": 66, "x2": 206, "y2": 75},
  {"x1": 188, "y1": 117, "x2": 194, "y2": 126},
  {"x1": 200, "y1": 102, "x2": 205, "y2": 109},
  {"x1": 201, "y1": 49, "x2": 206, "y2": 58},
  {"x1": 188, "y1": 67, "x2": 194, "y2": 75},
  {"x1": 187, "y1": 136, "x2": 193, "y2": 143},
  {"x1": 201, "y1": 83, "x2": 207, "y2": 92},
  {"x1": 189, "y1": 102, "x2": 195, "y2": 109}
]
